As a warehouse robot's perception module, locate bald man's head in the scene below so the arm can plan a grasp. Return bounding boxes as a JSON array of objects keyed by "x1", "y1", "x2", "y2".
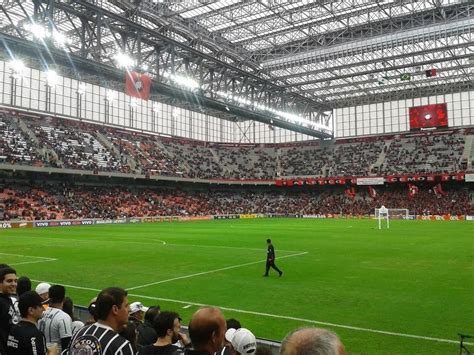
[
  {"x1": 189, "y1": 307, "x2": 226, "y2": 354},
  {"x1": 280, "y1": 327, "x2": 345, "y2": 355}
]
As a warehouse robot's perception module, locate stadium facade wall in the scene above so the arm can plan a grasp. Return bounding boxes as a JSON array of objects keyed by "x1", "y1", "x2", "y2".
[
  {"x1": 334, "y1": 90, "x2": 474, "y2": 138},
  {"x1": 0, "y1": 59, "x2": 312, "y2": 144}
]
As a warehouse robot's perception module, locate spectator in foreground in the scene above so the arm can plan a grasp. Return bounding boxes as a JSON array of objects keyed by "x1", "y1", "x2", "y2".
[
  {"x1": 66, "y1": 287, "x2": 133, "y2": 355},
  {"x1": 280, "y1": 327, "x2": 345, "y2": 355},
  {"x1": 129, "y1": 301, "x2": 148, "y2": 326},
  {"x1": 187, "y1": 307, "x2": 226, "y2": 355},
  {"x1": 38, "y1": 285, "x2": 73, "y2": 353},
  {"x1": 35, "y1": 282, "x2": 51, "y2": 309},
  {"x1": 85, "y1": 296, "x2": 98, "y2": 325},
  {"x1": 0, "y1": 267, "x2": 19, "y2": 355},
  {"x1": 16, "y1": 276, "x2": 32, "y2": 297},
  {"x1": 137, "y1": 305, "x2": 161, "y2": 347},
  {"x1": 139, "y1": 311, "x2": 190, "y2": 355},
  {"x1": 63, "y1": 297, "x2": 85, "y2": 336},
  {"x1": 7, "y1": 291, "x2": 51, "y2": 355},
  {"x1": 228, "y1": 328, "x2": 257, "y2": 355}
]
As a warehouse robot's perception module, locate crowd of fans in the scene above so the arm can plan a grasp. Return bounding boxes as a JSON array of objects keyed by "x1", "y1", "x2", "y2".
[
  {"x1": 25, "y1": 117, "x2": 129, "y2": 173},
  {"x1": 381, "y1": 133, "x2": 465, "y2": 175},
  {"x1": 0, "y1": 268, "x2": 346, "y2": 355},
  {"x1": 1, "y1": 182, "x2": 471, "y2": 221},
  {"x1": 0, "y1": 116, "x2": 41, "y2": 166},
  {"x1": 0, "y1": 113, "x2": 470, "y2": 179}
]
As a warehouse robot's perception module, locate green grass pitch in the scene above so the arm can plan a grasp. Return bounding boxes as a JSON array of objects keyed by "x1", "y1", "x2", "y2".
[{"x1": 1, "y1": 218, "x2": 473, "y2": 354}]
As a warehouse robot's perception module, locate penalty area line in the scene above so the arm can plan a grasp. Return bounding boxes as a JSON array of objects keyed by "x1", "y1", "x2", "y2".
[
  {"x1": 126, "y1": 252, "x2": 308, "y2": 291},
  {"x1": 0, "y1": 252, "x2": 57, "y2": 266},
  {"x1": 30, "y1": 279, "x2": 471, "y2": 346}
]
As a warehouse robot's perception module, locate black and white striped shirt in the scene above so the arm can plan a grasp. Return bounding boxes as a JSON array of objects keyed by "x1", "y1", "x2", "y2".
[{"x1": 66, "y1": 322, "x2": 134, "y2": 355}]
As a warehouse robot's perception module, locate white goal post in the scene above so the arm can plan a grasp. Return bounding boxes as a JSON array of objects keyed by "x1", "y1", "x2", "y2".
[{"x1": 374, "y1": 207, "x2": 409, "y2": 229}]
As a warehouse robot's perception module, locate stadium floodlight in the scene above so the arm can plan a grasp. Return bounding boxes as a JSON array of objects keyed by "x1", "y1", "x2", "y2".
[
  {"x1": 77, "y1": 83, "x2": 87, "y2": 95},
  {"x1": 45, "y1": 70, "x2": 59, "y2": 87},
  {"x1": 113, "y1": 52, "x2": 136, "y2": 69},
  {"x1": 51, "y1": 30, "x2": 71, "y2": 48},
  {"x1": 9, "y1": 59, "x2": 26, "y2": 78},
  {"x1": 163, "y1": 72, "x2": 200, "y2": 90},
  {"x1": 106, "y1": 90, "x2": 116, "y2": 102},
  {"x1": 24, "y1": 23, "x2": 49, "y2": 40}
]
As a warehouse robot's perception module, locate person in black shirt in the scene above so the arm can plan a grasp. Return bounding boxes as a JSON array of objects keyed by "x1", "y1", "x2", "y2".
[
  {"x1": 263, "y1": 239, "x2": 283, "y2": 277},
  {"x1": 66, "y1": 287, "x2": 134, "y2": 355},
  {"x1": 138, "y1": 311, "x2": 190, "y2": 355},
  {"x1": 137, "y1": 306, "x2": 161, "y2": 348},
  {"x1": 0, "y1": 267, "x2": 19, "y2": 355},
  {"x1": 7, "y1": 291, "x2": 48, "y2": 355}
]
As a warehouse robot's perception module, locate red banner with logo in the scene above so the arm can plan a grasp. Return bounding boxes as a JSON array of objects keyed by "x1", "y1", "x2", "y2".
[
  {"x1": 275, "y1": 173, "x2": 466, "y2": 186},
  {"x1": 125, "y1": 71, "x2": 152, "y2": 100}
]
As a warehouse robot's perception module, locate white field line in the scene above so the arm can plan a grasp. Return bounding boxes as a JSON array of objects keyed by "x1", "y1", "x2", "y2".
[
  {"x1": 10, "y1": 259, "x2": 57, "y2": 266},
  {"x1": 126, "y1": 252, "x2": 308, "y2": 291},
  {"x1": 29, "y1": 278, "x2": 473, "y2": 346},
  {"x1": 6, "y1": 236, "x2": 301, "y2": 253},
  {"x1": 0, "y1": 252, "x2": 57, "y2": 266}
]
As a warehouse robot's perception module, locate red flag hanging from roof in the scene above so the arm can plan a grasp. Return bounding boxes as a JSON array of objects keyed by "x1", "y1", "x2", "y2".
[{"x1": 125, "y1": 71, "x2": 152, "y2": 100}]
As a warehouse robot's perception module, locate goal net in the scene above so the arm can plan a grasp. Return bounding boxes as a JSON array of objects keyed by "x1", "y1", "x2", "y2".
[
  {"x1": 374, "y1": 208, "x2": 409, "y2": 220},
  {"x1": 374, "y1": 208, "x2": 409, "y2": 229}
]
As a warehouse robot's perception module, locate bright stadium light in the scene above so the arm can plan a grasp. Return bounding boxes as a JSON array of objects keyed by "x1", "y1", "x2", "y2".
[
  {"x1": 24, "y1": 23, "x2": 49, "y2": 40},
  {"x1": 214, "y1": 89, "x2": 332, "y2": 134},
  {"x1": 51, "y1": 30, "x2": 71, "y2": 48},
  {"x1": 45, "y1": 70, "x2": 59, "y2": 87},
  {"x1": 163, "y1": 72, "x2": 200, "y2": 90},
  {"x1": 9, "y1": 59, "x2": 26, "y2": 78},
  {"x1": 106, "y1": 90, "x2": 116, "y2": 102},
  {"x1": 113, "y1": 52, "x2": 136, "y2": 69},
  {"x1": 77, "y1": 83, "x2": 87, "y2": 95}
]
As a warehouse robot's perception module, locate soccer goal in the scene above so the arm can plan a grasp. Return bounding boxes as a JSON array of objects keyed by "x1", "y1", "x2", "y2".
[{"x1": 374, "y1": 207, "x2": 409, "y2": 229}]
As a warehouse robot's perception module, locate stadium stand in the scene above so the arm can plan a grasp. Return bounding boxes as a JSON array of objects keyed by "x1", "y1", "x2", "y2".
[
  {"x1": 1, "y1": 182, "x2": 471, "y2": 221},
  {"x1": 0, "y1": 114, "x2": 42, "y2": 166},
  {"x1": 0, "y1": 114, "x2": 471, "y2": 180}
]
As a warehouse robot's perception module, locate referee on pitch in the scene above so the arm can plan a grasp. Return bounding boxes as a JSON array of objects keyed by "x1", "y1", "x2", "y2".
[{"x1": 264, "y1": 238, "x2": 283, "y2": 277}]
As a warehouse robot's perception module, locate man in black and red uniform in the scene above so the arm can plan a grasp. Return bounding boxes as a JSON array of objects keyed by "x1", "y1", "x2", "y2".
[
  {"x1": 7, "y1": 291, "x2": 47, "y2": 355},
  {"x1": 263, "y1": 239, "x2": 283, "y2": 277}
]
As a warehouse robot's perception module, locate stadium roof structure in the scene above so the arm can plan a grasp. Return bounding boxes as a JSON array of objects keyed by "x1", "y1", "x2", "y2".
[{"x1": 0, "y1": 0, "x2": 472, "y2": 138}]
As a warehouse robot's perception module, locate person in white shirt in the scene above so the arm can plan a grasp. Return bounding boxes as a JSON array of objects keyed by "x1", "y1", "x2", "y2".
[{"x1": 38, "y1": 285, "x2": 73, "y2": 353}]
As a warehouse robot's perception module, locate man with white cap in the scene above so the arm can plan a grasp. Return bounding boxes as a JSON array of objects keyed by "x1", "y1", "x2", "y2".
[
  {"x1": 35, "y1": 282, "x2": 51, "y2": 310},
  {"x1": 227, "y1": 328, "x2": 257, "y2": 355},
  {"x1": 129, "y1": 301, "x2": 148, "y2": 325}
]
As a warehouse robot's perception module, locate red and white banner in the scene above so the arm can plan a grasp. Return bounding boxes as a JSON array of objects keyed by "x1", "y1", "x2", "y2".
[
  {"x1": 125, "y1": 71, "x2": 152, "y2": 100},
  {"x1": 275, "y1": 173, "x2": 468, "y2": 186},
  {"x1": 386, "y1": 173, "x2": 465, "y2": 183}
]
